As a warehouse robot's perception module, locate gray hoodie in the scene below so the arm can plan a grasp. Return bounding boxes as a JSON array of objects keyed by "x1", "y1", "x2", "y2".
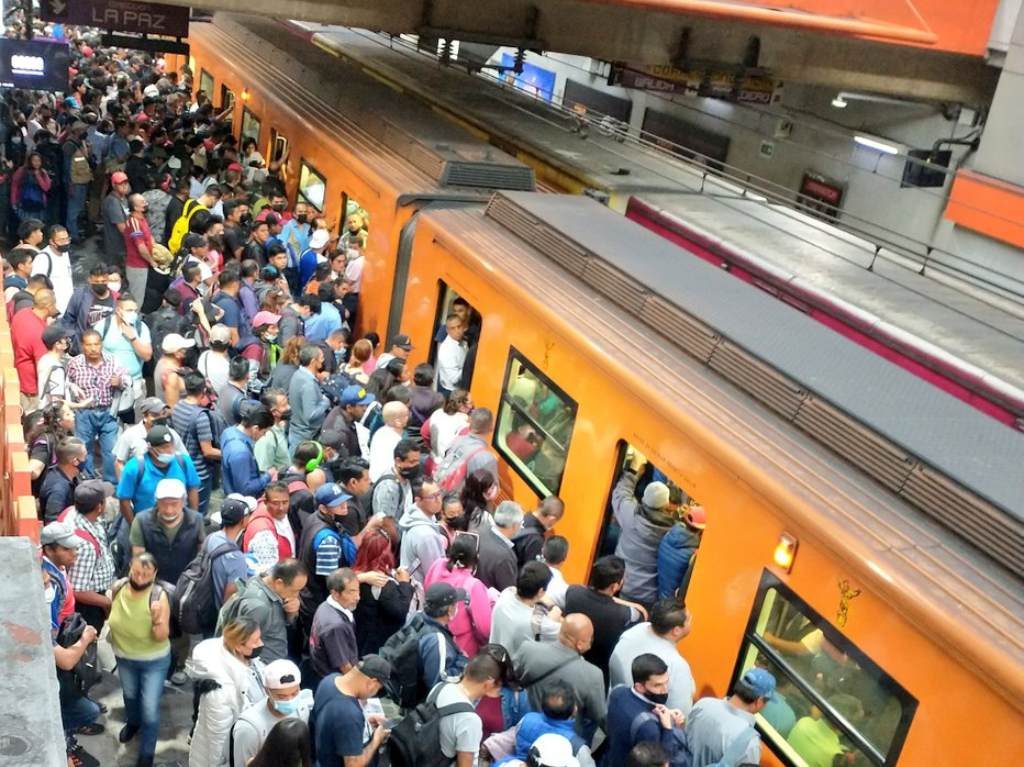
[{"x1": 398, "y1": 507, "x2": 447, "y2": 584}]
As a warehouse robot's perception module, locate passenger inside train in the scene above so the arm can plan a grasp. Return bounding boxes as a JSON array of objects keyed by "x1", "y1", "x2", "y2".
[{"x1": 6, "y1": 6, "x2": 1022, "y2": 767}]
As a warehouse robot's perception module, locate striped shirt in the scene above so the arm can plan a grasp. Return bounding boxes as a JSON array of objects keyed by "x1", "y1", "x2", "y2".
[
  {"x1": 66, "y1": 511, "x2": 116, "y2": 593},
  {"x1": 172, "y1": 400, "x2": 217, "y2": 482},
  {"x1": 65, "y1": 353, "x2": 129, "y2": 408}
]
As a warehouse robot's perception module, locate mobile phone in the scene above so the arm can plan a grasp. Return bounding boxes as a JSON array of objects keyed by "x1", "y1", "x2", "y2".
[{"x1": 383, "y1": 718, "x2": 400, "y2": 730}]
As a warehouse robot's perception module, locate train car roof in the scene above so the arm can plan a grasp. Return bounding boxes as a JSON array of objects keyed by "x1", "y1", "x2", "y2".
[
  {"x1": 294, "y1": 23, "x2": 721, "y2": 196},
  {"x1": 485, "y1": 192, "x2": 1024, "y2": 528},
  {"x1": 199, "y1": 16, "x2": 533, "y2": 197},
  {"x1": 632, "y1": 192, "x2": 1024, "y2": 399},
  {"x1": 419, "y1": 199, "x2": 1024, "y2": 705}
]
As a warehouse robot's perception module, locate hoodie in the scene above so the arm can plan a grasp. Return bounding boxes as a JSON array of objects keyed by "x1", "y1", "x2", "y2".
[
  {"x1": 424, "y1": 558, "x2": 493, "y2": 657},
  {"x1": 220, "y1": 425, "x2": 271, "y2": 497},
  {"x1": 185, "y1": 637, "x2": 267, "y2": 767},
  {"x1": 611, "y1": 471, "x2": 674, "y2": 604},
  {"x1": 657, "y1": 523, "x2": 702, "y2": 600},
  {"x1": 398, "y1": 507, "x2": 447, "y2": 584}
]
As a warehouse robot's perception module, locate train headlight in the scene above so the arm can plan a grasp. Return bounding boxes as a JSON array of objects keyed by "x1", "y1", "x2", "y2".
[{"x1": 773, "y1": 532, "x2": 798, "y2": 573}]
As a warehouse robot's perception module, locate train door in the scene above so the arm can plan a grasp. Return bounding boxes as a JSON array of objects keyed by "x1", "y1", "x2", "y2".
[
  {"x1": 220, "y1": 85, "x2": 235, "y2": 113},
  {"x1": 428, "y1": 281, "x2": 482, "y2": 391},
  {"x1": 595, "y1": 440, "x2": 704, "y2": 602},
  {"x1": 384, "y1": 201, "x2": 476, "y2": 345}
]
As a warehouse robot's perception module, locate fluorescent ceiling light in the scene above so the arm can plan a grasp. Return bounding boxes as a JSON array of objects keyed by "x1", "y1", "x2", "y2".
[
  {"x1": 831, "y1": 95, "x2": 848, "y2": 108},
  {"x1": 854, "y1": 134, "x2": 900, "y2": 155}
]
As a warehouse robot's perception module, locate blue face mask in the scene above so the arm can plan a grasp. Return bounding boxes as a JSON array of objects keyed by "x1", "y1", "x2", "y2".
[
  {"x1": 272, "y1": 697, "x2": 299, "y2": 716},
  {"x1": 154, "y1": 452, "x2": 173, "y2": 466}
]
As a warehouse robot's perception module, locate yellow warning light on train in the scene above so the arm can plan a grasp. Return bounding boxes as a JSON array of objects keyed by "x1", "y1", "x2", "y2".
[{"x1": 773, "y1": 532, "x2": 798, "y2": 572}]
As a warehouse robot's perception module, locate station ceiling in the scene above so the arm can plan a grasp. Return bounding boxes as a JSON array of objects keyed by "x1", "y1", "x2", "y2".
[{"x1": 161, "y1": 0, "x2": 999, "y2": 103}]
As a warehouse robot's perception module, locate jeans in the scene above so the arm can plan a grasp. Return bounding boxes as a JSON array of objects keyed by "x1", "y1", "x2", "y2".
[
  {"x1": 66, "y1": 183, "x2": 88, "y2": 241},
  {"x1": 60, "y1": 693, "x2": 101, "y2": 734},
  {"x1": 117, "y1": 653, "x2": 171, "y2": 759},
  {"x1": 75, "y1": 407, "x2": 120, "y2": 482},
  {"x1": 198, "y1": 474, "x2": 213, "y2": 518}
]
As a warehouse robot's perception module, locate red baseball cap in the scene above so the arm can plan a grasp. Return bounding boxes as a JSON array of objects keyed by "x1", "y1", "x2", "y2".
[{"x1": 110, "y1": 171, "x2": 129, "y2": 184}]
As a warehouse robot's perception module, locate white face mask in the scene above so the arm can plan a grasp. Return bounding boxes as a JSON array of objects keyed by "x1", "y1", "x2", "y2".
[
  {"x1": 44, "y1": 584, "x2": 56, "y2": 604},
  {"x1": 121, "y1": 310, "x2": 139, "y2": 325},
  {"x1": 108, "y1": 280, "x2": 122, "y2": 293}
]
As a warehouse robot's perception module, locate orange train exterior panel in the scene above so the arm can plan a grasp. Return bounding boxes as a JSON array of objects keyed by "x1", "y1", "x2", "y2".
[{"x1": 945, "y1": 169, "x2": 1024, "y2": 250}]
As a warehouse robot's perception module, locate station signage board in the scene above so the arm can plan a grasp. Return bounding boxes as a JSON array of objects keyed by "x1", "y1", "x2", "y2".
[
  {"x1": 611, "y1": 63, "x2": 781, "y2": 106},
  {"x1": 39, "y1": 0, "x2": 190, "y2": 38},
  {"x1": 0, "y1": 38, "x2": 70, "y2": 92}
]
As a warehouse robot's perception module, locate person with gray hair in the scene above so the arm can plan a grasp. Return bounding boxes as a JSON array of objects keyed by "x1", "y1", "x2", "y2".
[
  {"x1": 475, "y1": 499, "x2": 525, "y2": 591},
  {"x1": 287, "y1": 344, "x2": 330, "y2": 452}
]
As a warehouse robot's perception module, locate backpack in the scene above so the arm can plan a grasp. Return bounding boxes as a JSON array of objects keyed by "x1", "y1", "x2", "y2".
[
  {"x1": 55, "y1": 613, "x2": 101, "y2": 700},
  {"x1": 378, "y1": 612, "x2": 441, "y2": 709},
  {"x1": 70, "y1": 147, "x2": 93, "y2": 184},
  {"x1": 190, "y1": 406, "x2": 226, "y2": 451},
  {"x1": 366, "y1": 473, "x2": 405, "y2": 521},
  {"x1": 434, "y1": 439, "x2": 488, "y2": 494},
  {"x1": 20, "y1": 171, "x2": 45, "y2": 210},
  {"x1": 173, "y1": 539, "x2": 238, "y2": 635},
  {"x1": 387, "y1": 682, "x2": 476, "y2": 767},
  {"x1": 167, "y1": 198, "x2": 203, "y2": 253},
  {"x1": 320, "y1": 370, "x2": 358, "y2": 407}
]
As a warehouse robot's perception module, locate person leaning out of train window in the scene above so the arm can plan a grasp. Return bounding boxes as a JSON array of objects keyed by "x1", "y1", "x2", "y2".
[
  {"x1": 611, "y1": 454, "x2": 677, "y2": 609},
  {"x1": 656, "y1": 502, "x2": 706, "y2": 601}
]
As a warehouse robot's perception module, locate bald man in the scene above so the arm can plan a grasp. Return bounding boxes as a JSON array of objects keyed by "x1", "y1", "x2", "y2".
[
  {"x1": 513, "y1": 613, "x2": 607, "y2": 745},
  {"x1": 12, "y1": 287, "x2": 58, "y2": 411},
  {"x1": 368, "y1": 401, "x2": 410, "y2": 482}
]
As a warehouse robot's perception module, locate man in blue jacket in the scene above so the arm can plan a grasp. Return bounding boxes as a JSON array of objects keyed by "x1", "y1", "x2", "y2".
[
  {"x1": 604, "y1": 653, "x2": 686, "y2": 767},
  {"x1": 418, "y1": 583, "x2": 469, "y2": 691},
  {"x1": 657, "y1": 504, "x2": 706, "y2": 601},
  {"x1": 220, "y1": 404, "x2": 277, "y2": 496}
]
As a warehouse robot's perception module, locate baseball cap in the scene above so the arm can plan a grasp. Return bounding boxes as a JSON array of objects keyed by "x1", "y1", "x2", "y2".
[
  {"x1": 155, "y1": 477, "x2": 187, "y2": 501},
  {"x1": 684, "y1": 504, "x2": 707, "y2": 530},
  {"x1": 182, "y1": 233, "x2": 206, "y2": 250},
  {"x1": 314, "y1": 483, "x2": 352, "y2": 509},
  {"x1": 391, "y1": 333, "x2": 413, "y2": 352},
  {"x1": 252, "y1": 310, "x2": 282, "y2": 329},
  {"x1": 167, "y1": 156, "x2": 182, "y2": 170},
  {"x1": 740, "y1": 667, "x2": 777, "y2": 700},
  {"x1": 309, "y1": 229, "x2": 330, "y2": 250},
  {"x1": 263, "y1": 659, "x2": 302, "y2": 690},
  {"x1": 110, "y1": 170, "x2": 129, "y2": 184},
  {"x1": 139, "y1": 397, "x2": 168, "y2": 415},
  {"x1": 220, "y1": 496, "x2": 253, "y2": 526},
  {"x1": 529, "y1": 734, "x2": 580, "y2": 767},
  {"x1": 40, "y1": 521, "x2": 82, "y2": 549},
  {"x1": 226, "y1": 493, "x2": 259, "y2": 514},
  {"x1": 260, "y1": 265, "x2": 280, "y2": 281},
  {"x1": 73, "y1": 481, "x2": 108, "y2": 512},
  {"x1": 227, "y1": 162, "x2": 244, "y2": 173},
  {"x1": 340, "y1": 385, "x2": 375, "y2": 407},
  {"x1": 41, "y1": 324, "x2": 71, "y2": 349},
  {"x1": 146, "y1": 424, "x2": 174, "y2": 447},
  {"x1": 162, "y1": 332, "x2": 196, "y2": 354},
  {"x1": 356, "y1": 654, "x2": 392, "y2": 686},
  {"x1": 143, "y1": 84, "x2": 160, "y2": 98},
  {"x1": 424, "y1": 582, "x2": 469, "y2": 612},
  {"x1": 209, "y1": 324, "x2": 232, "y2": 345}
]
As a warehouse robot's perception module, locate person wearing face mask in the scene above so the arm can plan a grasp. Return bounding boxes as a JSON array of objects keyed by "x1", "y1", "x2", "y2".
[
  {"x1": 297, "y1": 484, "x2": 386, "y2": 635},
  {"x1": 62, "y1": 265, "x2": 117, "y2": 340},
  {"x1": 37, "y1": 436, "x2": 89, "y2": 523},
  {"x1": 123, "y1": 192, "x2": 156, "y2": 303},
  {"x1": 296, "y1": 225, "x2": 329, "y2": 292},
  {"x1": 118, "y1": 429, "x2": 201, "y2": 527},
  {"x1": 187, "y1": 616, "x2": 269, "y2": 767},
  {"x1": 399, "y1": 479, "x2": 448, "y2": 585},
  {"x1": 287, "y1": 344, "x2": 331, "y2": 452},
  {"x1": 229, "y1": 659, "x2": 313, "y2": 767},
  {"x1": 106, "y1": 553, "x2": 172, "y2": 767},
  {"x1": 221, "y1": 404, "x2": 278, "y2": 497},
  {"x1": 604, "y1": 653, "x2": 686, "y2": 766},
  {"x1": 96, "y1": 294, "x2": 153, "y2": 410},
  {"x1": 32, "y1": 224, "x2": 75, "y2": 313},
  {"x1": 254, "y1": 388, "x2": 292, "y2": 474},
  {"x1": 370, "y1": 437, "x2": 421, "y2": 539},
  {"x1": 246, "y1": 310, "x2": 282, "y2": 385},
  {"x1": 112, "y1": 397, "x2": 188, "y2": 479}
]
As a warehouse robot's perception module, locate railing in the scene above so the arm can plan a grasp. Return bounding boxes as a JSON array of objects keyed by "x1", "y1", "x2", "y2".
[{"x1": 0, "y1": 311, "x2": 40, "y2": 543}]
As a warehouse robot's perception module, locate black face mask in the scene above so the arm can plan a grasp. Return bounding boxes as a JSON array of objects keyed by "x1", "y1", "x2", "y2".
[
  {"x1": 90, "y1": 283, "x2": 108, "y2": 297},
  {"x1": 643, "y1": 690, "x2": 669, "y2": 706},
  {"x1": 445, "y1": 514, "x2": 469, "y2": 533},
  {"x1": 399, "y1": 465, "x2": 422, "y2": 480},
  {"x1": 271, "y1": 203, "x2": 286, "y2": 212},
  {"x1": 244, "y1": 646, "x2": 263, "y2": 660},
  {"x1": 295, "y1": 214, "x2": 309, "y2": 225},
  {"x1": 240, "y1": 213, "x2": 253, "y2": 226},
  {"x1": 129, "y1": 578, "x2": 153, "y2": 592},
  {"x1": 57, "y1": 243, "x2": 71, "y2": 253},
  {"x1": 151, "y1": 415, "x2": 170, "y2": 426},
  {"x1": 279, "y1": 409, "x2": 292, "y2": 421}
]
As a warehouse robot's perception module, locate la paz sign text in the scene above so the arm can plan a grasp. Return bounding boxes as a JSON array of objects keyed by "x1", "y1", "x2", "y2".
[{"x1": 41, "y1": 0, "x2": 190, "y2": 38}]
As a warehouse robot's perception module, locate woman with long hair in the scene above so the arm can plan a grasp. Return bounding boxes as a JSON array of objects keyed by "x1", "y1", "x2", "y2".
[
  {"x1": 424, "y1": 534, "x2": 493, "y2": 656},
  {"x1": 422, "y1": 388, "x2": 472, "y2": 473},
  {"x1": 351, "y1": 530, "x2": 415, "y2": 655},
  {"x1": 248, "y1": 717, "x2": 312, "y2": 767},
  {"x1": 343, "y1": 338, "x2": 371, "y2": 384},
  {"x1": 462, "y1": 468, "x2": 499, "y2": 530},
  {"x1": 26, "y1": 401, "x2": 75, "y2": 494},
  {"x1": 11, "y1": 151, "x2": 52, "y2": 223},
  {"x1": 268, "y1": 334, "x2": 305, "y2": 391},
  {"x1": 187, "y1": 617, "x2": 267, "y2": 767}
]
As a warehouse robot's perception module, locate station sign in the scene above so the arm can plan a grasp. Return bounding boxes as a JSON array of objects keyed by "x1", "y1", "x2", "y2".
[
  {"x1": 611, "y1": 63, "x2": 781, "y2": 106},
  {"x1": 0, "y1": 38, "x2": 70, "y2": 92},
  {"x1": 39, "y1": 0, "x2": 190, "y2": 38}
]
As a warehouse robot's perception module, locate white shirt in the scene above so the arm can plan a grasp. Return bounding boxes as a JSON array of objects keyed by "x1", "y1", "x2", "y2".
[
  {"x1": 32, "y1": 246, "x2": 74, "y2": 313},
  {"x1": 344, "y1": 254, "x2": 364, "y2": 292},
  {"x1": 368, "y1": 426, "x2": 402, "y2": 482},
  {"x1": 546, "y1": 566, "x2": 568, "y2": 609},
  {"x1": 198, "y1": 350, "x2": 231, "y2": 393},
  {"x1": 608, "y1": 622, "x2": 695, "y2": 715},
  {"x1": 428, "y1": 410, "x2": 469, "y2": 462},
  {"x1": 436, "y1": 336, "x2": 467, "y2": 391}
]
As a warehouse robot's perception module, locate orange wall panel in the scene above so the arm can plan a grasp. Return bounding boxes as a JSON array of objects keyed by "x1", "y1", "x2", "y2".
[{"x1": 945, "y1": 169, "x2": 1024, "y2": 250}]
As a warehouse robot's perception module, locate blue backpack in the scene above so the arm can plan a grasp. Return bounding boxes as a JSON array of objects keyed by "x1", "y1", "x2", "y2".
[{"x1": 21, "y1": 173, "x2": 45, "y2": 210}]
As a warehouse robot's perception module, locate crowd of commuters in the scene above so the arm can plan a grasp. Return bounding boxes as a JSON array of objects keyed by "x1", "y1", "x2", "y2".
[{"x1": 16, "y1": 14, "x2": 806, "y2": 767}]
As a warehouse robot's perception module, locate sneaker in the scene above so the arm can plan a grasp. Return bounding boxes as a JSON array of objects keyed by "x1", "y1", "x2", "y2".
[{"x1": 170, "y1": 670, "x2": 188, "y2": 685}]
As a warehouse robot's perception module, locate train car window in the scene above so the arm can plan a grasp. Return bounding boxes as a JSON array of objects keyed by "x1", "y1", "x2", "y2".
[
  {"x1": 429, "y1": 282, "x2": 481, "y2": 390},
  {"x1": 594, "y1": 441, "x2": 701, "y2": 600},
  {"x1": 340, "y1": 196, "x2": 369, "y2": 248},
  {"x1": 495, "y1": 348, "x2": 577, "y2": 497},
  {"x1": 298, "y1": 160, "x2": 327, "y2": 212},
  {"x1": 734, "y1": 572, "x2": 917, "y2": 767},
  {"x1": 220, "y1": 85, "x2": 235, "y2": 112},
  {"x1": 270, "y1": 130, "x2": 289, "y2": 164},
  {"x1": 199, "y1": 69, "x2": 215, "y2": 101},
  {"x1": 241, "y1": 107, "x2": 261, "y2": 146}
]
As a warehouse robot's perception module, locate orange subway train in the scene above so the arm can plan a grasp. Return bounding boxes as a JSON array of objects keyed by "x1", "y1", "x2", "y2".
[{"x1": 185, "y1": 17, "x2": 1024, "y2": 767}]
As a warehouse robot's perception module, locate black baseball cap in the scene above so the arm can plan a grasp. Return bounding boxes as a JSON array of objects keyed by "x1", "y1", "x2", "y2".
[
  {"x1": 424, "y1": 583, "x2": 468, "y2": 612},
  {"x1": 391, "y1": 333, "x2": 413, "y2": 352},
  {"x1": 146, "y1": 424, "x2": 173, "y2": 447},
  {"x1": 356, "y1": 654, "x2": 392, "y2": 686},
  {"x1": 220, "y1": 497, "x2": 252, "y2": 526}
]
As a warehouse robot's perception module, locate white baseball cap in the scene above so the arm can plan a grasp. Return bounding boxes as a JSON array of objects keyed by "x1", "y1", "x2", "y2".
[
  {"x1": 529, "y1": 734, "x2": 579, "y2": 767},
  {"x1": 162, "y1": 333, "x2": 196, "y2": 354},
  {"x1": 155, "y1": 478, "x2": 187, "y2": 501},
  {"x1": 310, "y1": 228, "x2": 330, "y2": 251}
]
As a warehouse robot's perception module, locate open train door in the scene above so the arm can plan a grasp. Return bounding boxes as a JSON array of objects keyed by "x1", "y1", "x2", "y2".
[{"x1": 385, "y1": 198, "x2": 481, "y2": 344}]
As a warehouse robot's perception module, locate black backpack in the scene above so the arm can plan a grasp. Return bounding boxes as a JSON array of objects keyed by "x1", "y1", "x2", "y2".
[
  {"x1": 388, "y1": 683, "x2": 475, "y2": 767},
  {"x1": 56, "y1": 613, "x2": 101, "y2": 700},
  {"x1": 173, "y1": 540, "x2": 238, "y2": 635},
  {"x1": 320, "y1": 370, "x2": 358, "y2": 407},
  {"x1": 378, "y1": 613, "x2": 440, "y2": 709}
]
